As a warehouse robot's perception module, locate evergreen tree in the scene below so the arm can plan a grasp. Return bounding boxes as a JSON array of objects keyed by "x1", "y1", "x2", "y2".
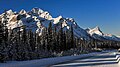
[
  {"x1": 42, "y1": 28, "x2": 47, "y2": 50},
  {"x1": 48, "y1": 22, "x2": 53, "y2": 51},
  {"x1": 0, "y1": 10, "x2": 9, "y2": 62},
  {"x1": 52, "y1": 26, "x2": 57, "y2": 51},
  {"x1": 63, "y1": 32, "x2": 66, "y2": 50},
  {"x1": 59, "y1": 22, "x2": 64, "y2": 51},
  {"x1": 0, "y1": 21, "x2": 4, "y2": 47},
  {"x1": 0, "y1": 21, "x2": 5, "y2": 62},
  {"x1": 70, "y1": 25, "x2": 74, "y2": 48},
  {"x1": 28, "y1": 30, "x2": 35, "y2": 51}
]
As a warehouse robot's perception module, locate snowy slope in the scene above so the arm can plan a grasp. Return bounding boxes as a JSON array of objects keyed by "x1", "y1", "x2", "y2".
[
  {"x1": 0, "y1": 7, "x2": 90, "y2": 40},
  {"x1": 86, "y1": 26, "x2": 120, "y2": 41}
]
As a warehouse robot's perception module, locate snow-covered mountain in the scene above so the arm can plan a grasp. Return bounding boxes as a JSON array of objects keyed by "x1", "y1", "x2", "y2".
[
  {"x1": 0, "y1": 7, "x2": 90, "y2": 40},
  {"x1": 117, "y1": 36, "x2": 120, "y2": 38},
  {"x1": 86, "y1": 26, "x2": 103, "y2": 36},
  {"x1": 86, "y1": 26, "x2": 120, "y2": 41},
  {"x1": 0, "y1": 7, "x2": 120, "y2": 41}
]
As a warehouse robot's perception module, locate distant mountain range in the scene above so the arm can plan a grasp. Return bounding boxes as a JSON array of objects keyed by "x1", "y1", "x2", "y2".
[
  {"x1": 86, "y1": 26, "x2": 120, "y2": 41},
  {"x1": 0, "y1": 7, "x2": 120, "y2": 41}
]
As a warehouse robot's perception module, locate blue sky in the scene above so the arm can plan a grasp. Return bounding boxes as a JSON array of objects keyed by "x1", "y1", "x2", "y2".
[{"x1": 0, "y1": 0, "x2": 120, "y2": 36}]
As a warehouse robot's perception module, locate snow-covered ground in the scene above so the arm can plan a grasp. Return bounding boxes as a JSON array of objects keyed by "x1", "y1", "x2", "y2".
[
  {"x1": 0, "y1": 50, "x2": 120, "y2": 67},
  {"x1": 51, "y1": 50, "x2": 120, "y2": 67},
  {"x1": 0, "y1": 52, "x2": 102, "y2": 67}
]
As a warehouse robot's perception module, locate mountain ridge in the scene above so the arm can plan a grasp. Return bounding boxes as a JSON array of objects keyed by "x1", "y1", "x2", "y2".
[
  {"x1": 0, "y1": 7, "x2": 120, "y2": 41},
  {"x1": 87, "y1": 26, "x2": 120, "y2": 41}
]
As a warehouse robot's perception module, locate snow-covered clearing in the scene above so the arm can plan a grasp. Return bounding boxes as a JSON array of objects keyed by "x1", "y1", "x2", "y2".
[{"x1": 0, "y1": 52, "x2": 101, "y2": 67}]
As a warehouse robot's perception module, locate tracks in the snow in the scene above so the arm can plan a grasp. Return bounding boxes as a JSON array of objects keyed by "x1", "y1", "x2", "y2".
[{"x1": 50, "y1": 52, "x2": 120, "y2": 67}]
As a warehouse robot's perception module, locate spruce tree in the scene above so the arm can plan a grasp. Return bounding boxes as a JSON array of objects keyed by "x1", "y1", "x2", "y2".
[
  {"x1": 48, "y1": 22, "x2": 52, "y2": 51},
  {"x1": 0, "y1": 10, "x2": 9, "y2": 62},
  {"x1": 70, "y1": 25, "x2": 74, "y2": 48},
  {"x1": 0, "y1": 21, "x2": 5, "y2": 62}
]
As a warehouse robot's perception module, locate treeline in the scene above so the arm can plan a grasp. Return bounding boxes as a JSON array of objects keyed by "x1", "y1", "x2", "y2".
[{"x1": 95, "y1": 39, "x2": 120, "y2": 49}]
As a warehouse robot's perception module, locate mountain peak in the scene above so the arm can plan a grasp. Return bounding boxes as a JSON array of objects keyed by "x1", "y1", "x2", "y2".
[
  {"x1": 7, "y1": 9, "x2": 13, "y2": 13},
  {"x1": 94, "y1": 26, "x2": 100, "y2": 30},
  {"x1": 52, "y1": 15, "x2": 62, "y2": 24},
  {"x1": 88, "y1": 26, "x2": 103, "y2": 36},
  {"x1": 31, "y1": 7, "x2": 43, "y2": 14},
  {"x1": 6, "y1": 9, "x2": 14, "y2": 15},
  {"x1": 19, "y1": 9, "x2": 26, "y2": 14}
]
